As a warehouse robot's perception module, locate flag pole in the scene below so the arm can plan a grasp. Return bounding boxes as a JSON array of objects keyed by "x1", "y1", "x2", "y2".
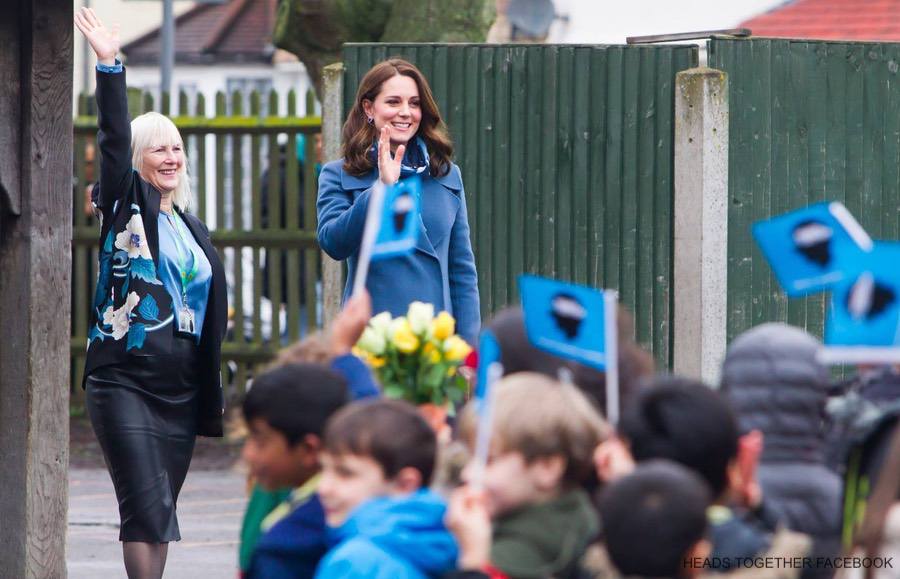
[
  {"x1": 604, "y1": 291, "x2": 620, "y2": 427},
  {"x1": 470, "y1": 362, "x2": 504, "y2": 492},
  {"x1": 352, "y1": 181, "x2": 386, "y2": 297}
]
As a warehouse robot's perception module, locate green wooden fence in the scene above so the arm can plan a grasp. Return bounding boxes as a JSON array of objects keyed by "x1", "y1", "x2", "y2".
[
  {"x1": 343, "y1": 43, "x2": 699, "y2": 367},
  {"x1": 709, "y1": 37, "x2": 900, "y2": 343},
  {"x1": 72, "y1": 88, "x2": 322, "y2": 403}
]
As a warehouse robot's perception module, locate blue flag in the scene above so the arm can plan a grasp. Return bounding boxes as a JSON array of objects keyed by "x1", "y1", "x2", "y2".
[
  {"x1": 476, "y1": 330, "x2": 501, "y2": 403},
  {"x1": 752, "y1": 201, "x2": 872, "y2": 296},
  {"x1": 371, "y1": 177, "x2": 421, "y2": 261},
  {"x1": 825, "y1": 242, "x2": 900, "y2": 353},
  {"x1": 518, "y1": 275, "x2": 608, "y2": 370}
]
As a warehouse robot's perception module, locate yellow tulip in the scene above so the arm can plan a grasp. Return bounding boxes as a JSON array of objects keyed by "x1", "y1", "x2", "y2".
[
  {"x1": 370, "y1": 356, "x2": 386, "y2": 368},
  {"x1": 423, "y1": 342, "x2": 442, "y2": 363},
  {"x1": 391, "y1": 319, "x2": 420, "y2": 354},
  {"x1": 443, "y1": 335, "x2": 473, "y2": 362},
  {"x1": 430, "y1": 311, "x2": 456, "y2": 341}
]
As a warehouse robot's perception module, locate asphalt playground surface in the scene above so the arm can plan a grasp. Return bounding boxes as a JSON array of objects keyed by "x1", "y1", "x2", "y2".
[{"x1": 68, "y1": 467, "x2": 247, "y2": 578}]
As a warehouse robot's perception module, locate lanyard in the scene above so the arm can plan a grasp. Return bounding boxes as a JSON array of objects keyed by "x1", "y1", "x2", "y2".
[{"x1": 164, "y1": 211, "x2": 200, "y2": 299}]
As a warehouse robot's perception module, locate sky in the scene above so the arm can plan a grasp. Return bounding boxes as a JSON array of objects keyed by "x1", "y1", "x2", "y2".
[{"x1": 549, "y1": 0, "x2": 787, "y2": 44}]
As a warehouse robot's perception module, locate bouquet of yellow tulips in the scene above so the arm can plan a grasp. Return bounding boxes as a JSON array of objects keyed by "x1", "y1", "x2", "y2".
[{"x1": 354, "y1": 301, "x2": 473, "y2": 406}]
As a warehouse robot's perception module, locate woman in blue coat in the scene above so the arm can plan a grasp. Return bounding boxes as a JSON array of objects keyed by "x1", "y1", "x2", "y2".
[{"x1": 317, "y1": 59, "x2": 480, "y2": 343}]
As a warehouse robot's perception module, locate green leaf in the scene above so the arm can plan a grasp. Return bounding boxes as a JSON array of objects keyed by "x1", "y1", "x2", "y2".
[
  {"x1": 423, "y1": 364, "x2": 445, "y2": 390},
  {"x1": 384, "y1": 385, "x2": 406, "y2": 400}
]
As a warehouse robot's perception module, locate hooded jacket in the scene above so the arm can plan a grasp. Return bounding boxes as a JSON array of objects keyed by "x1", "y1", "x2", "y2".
[
  {"x1": 721, "y1": 323, "x2": 842, "y2": 578},
  {"x1": 315, "y1": 489, "x2": 458, "y2": 579},
  {"x1": 489, "y1": 488, "x2": 599, "y2": 579}
]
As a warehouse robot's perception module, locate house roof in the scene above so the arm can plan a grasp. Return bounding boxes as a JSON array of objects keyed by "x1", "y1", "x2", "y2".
[
  {"x1": 122, "y1": 0, "x2": 277, "y2": 65},
  {"x1": 740, "y1": 0, "x2": 900, "y2": 41}
]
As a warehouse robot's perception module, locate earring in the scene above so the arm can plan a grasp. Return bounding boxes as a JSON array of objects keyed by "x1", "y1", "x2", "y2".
[{"x1": 367, "y1": 116, "x2": 374, "y2": 125}]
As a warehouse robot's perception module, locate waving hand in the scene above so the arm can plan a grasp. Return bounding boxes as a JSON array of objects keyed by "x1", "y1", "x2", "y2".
[
  {"x1": 74, "y1": 7, "x2": 120, "y2": 66},
  {"x1": 377, "y1": 126, "x2": 406, "y2": 185}
]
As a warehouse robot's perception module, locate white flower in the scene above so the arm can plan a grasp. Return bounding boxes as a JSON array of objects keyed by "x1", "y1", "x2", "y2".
[
  {"x1": 101, "y1": 292, "x2": 141, "y2": 340},
  {"x1": 389, "y1": 317, "x2": 409, "y2": 341},
  {"x1": 369, "y1": 311, "x2": 393, "y2": 339},
  {"x1": 115, "y1": 214, "x2": 152, "y2": 260},
  {"x1": 357, "y1": 327, "x2": 387, "y2": 356},
  {"x1": 407, "y1": 301, "x2": 434, "y2": 335}
]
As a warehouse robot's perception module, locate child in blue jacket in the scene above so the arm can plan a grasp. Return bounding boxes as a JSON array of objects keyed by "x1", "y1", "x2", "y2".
[{"x1": 315, "y1": 399, "x2": 458, "y2": 578}]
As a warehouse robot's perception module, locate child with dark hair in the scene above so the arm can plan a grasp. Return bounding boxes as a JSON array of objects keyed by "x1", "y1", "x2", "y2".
[
  {"x1": 239, "y1": 292, "x2": 380, "y2": 578},
  {"x1": 598, "y1": 460, "x2": 712, "y2": 579},
  {"x1": 446, "y1": 373, "x2": 610, "y2": 579},
  {"x1": 485, "y1": 306, "x2": 654, "y2": 417},
  {"x1": 618, "y1": 376, "x2": 810, "y2": 574},
  {"x1": 241, "y1": 364, "x2": 350, "y2": 578},
  {"x1": 315, "y1": 399, "x2": 457, "y2": 579}
]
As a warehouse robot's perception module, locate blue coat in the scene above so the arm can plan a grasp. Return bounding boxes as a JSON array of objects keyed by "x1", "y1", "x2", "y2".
[
  {"x1": 246, "y1": 494, "x2": 328, "y2": 579},
  {"x1": 317, "y1": 160, "x2": 481, "y2": 343},
  {"x1": 315, "y1": 490, "x2": 458, "y2": 579}
]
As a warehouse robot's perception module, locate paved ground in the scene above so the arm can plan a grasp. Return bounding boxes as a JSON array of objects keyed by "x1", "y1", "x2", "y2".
[{"x1": 68, "y1": 467, "x2": 247, "y2": 579}]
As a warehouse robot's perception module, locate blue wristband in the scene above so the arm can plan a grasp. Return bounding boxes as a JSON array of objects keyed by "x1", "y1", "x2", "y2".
[{"x1": 96, "y1": 59, "x2": 123, "y2": 73}]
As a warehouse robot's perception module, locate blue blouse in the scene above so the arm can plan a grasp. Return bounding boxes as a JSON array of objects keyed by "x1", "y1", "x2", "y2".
[{"x1": 158, "y1": 211, "x2": 213, "y2": 341}]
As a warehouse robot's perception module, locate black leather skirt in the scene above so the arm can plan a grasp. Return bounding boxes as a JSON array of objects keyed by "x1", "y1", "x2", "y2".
[{"x1": 86, "y1": 336, "x2": 201, "y2": 542}]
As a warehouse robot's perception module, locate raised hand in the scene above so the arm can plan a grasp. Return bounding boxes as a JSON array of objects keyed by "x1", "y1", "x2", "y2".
[
  {"x1": 329, "y1": 289, "x2": 373, "y2": 355},
  {"x1": 445, "y1": 485, "x2": 492, "y2": 570},
  {"x1": 74, "y1": 7, "x2": 120, "y2": 66},
  {"x1": 377, "y1": 126, "x2": 406, "y2": 185}
]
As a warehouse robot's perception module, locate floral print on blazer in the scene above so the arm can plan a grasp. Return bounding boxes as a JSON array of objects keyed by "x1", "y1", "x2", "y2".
[
  {"x1": 84, "y1": 66, "x2": 228, "y2": 437},
  {"x1": 90, "y1": 202, "x2": 170, "y2": 351}
]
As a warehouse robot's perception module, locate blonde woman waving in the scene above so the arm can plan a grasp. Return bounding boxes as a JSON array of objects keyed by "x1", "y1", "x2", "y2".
[{"x1": 75, "y1": 8, "x2": 227, "y2": 578}]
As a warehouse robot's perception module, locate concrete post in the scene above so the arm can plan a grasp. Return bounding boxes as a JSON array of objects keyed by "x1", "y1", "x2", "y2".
[
  {"x1": 321, "y1": 63, "x2": 344, "y2": 326},
  {"x1": 673, "y1": 67, "x2": 729, "y2": 386}
]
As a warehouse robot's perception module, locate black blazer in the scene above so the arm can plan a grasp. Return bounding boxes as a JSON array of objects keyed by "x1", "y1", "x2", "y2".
[{"x1": 84, "y1": 67, "x2": 227, "y2": 437}]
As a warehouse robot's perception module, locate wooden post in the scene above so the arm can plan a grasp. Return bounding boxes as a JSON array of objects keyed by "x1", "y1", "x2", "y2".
[
  {"x1": 0, "y1": 1, "x2": 73, "y2": 576},
  {"x1": 673, "y1": 67, "x2": 729, "y2": 386},
  {"x1": 321, "y1": 63, "x2": 344, "y2": 326}
]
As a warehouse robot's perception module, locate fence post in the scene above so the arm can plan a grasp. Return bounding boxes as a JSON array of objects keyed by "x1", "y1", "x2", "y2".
[
  {"x1": 673, "y1": 67, "x2": 729, "y2": 385},
  {"x1": 0, "y1": 1, "x2": 71, "y2": 574},
  {"x1": 321, "y1": 63, "x2": 344, "y2": 326}
]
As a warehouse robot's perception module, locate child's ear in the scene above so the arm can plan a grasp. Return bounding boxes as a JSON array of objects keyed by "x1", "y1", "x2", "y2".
[
  {"x1": 530, "y1": 455, "x2": 566, "y2": 491},
  {"x1": 593, "y1": 436, "x2": 635, "y2": 484},
  {"x1": 390, "y1": 467, "x2": 423, "y2": 494},
  {"x1": 296, "y1": 434, "x2": 323, "y2": 469},
  {"x1": 301, "y1": 433, "x2": 322, "y2": 452},
  {"x1": 681, "y1": 538, "x2": 711, "y2": 578}
]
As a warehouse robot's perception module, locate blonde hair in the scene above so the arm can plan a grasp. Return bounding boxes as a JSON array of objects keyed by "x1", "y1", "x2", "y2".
[
  {"x1": 268, "y1": 331, "x2": 333, "y2": 369},
  {"x1": 459, "y1": 372, "x2": 611, "y2": 486},
  {"x1": 130, "y1": 112, "x2": 193, "y2": 211}
]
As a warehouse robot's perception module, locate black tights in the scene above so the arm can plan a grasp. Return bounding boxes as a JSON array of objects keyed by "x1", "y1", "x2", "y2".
[{"x1": 123, "y1": 541, "x2": 169, "y2": 579}]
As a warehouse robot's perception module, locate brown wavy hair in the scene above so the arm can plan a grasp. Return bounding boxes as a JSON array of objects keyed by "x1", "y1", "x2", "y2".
[{"x1": 342, "y1": 58, "x2": 453, "y2": 178}]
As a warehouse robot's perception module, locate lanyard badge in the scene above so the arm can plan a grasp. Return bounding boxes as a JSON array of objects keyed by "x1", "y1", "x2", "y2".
[
  {"x1": 178, "y1": 305, "x2": 196, "y2": 334},
  {"x1": 167, "y1": 211, "x2": 200, "y2": 337}
]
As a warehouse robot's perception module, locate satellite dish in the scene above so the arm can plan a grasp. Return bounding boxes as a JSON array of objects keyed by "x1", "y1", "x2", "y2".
[{"x1": 507, "y1": 0, "x2": 556, "y2": 38}]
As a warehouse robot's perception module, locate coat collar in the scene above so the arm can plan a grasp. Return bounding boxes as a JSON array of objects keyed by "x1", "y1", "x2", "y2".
[
  {"x1": 140, "y1": 180, "x2": 162, "y2": 268},
  {"x1": 339, "y1": 164, "x2": 463, "y2": 192},
  {"x1": 339, "y1": 161, "x2": 462, "y2": 261}
]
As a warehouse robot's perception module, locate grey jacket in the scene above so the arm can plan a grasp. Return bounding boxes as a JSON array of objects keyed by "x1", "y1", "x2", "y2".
[{"x1": 721, "y1": 323, "x2": 842, "y2": 579}]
